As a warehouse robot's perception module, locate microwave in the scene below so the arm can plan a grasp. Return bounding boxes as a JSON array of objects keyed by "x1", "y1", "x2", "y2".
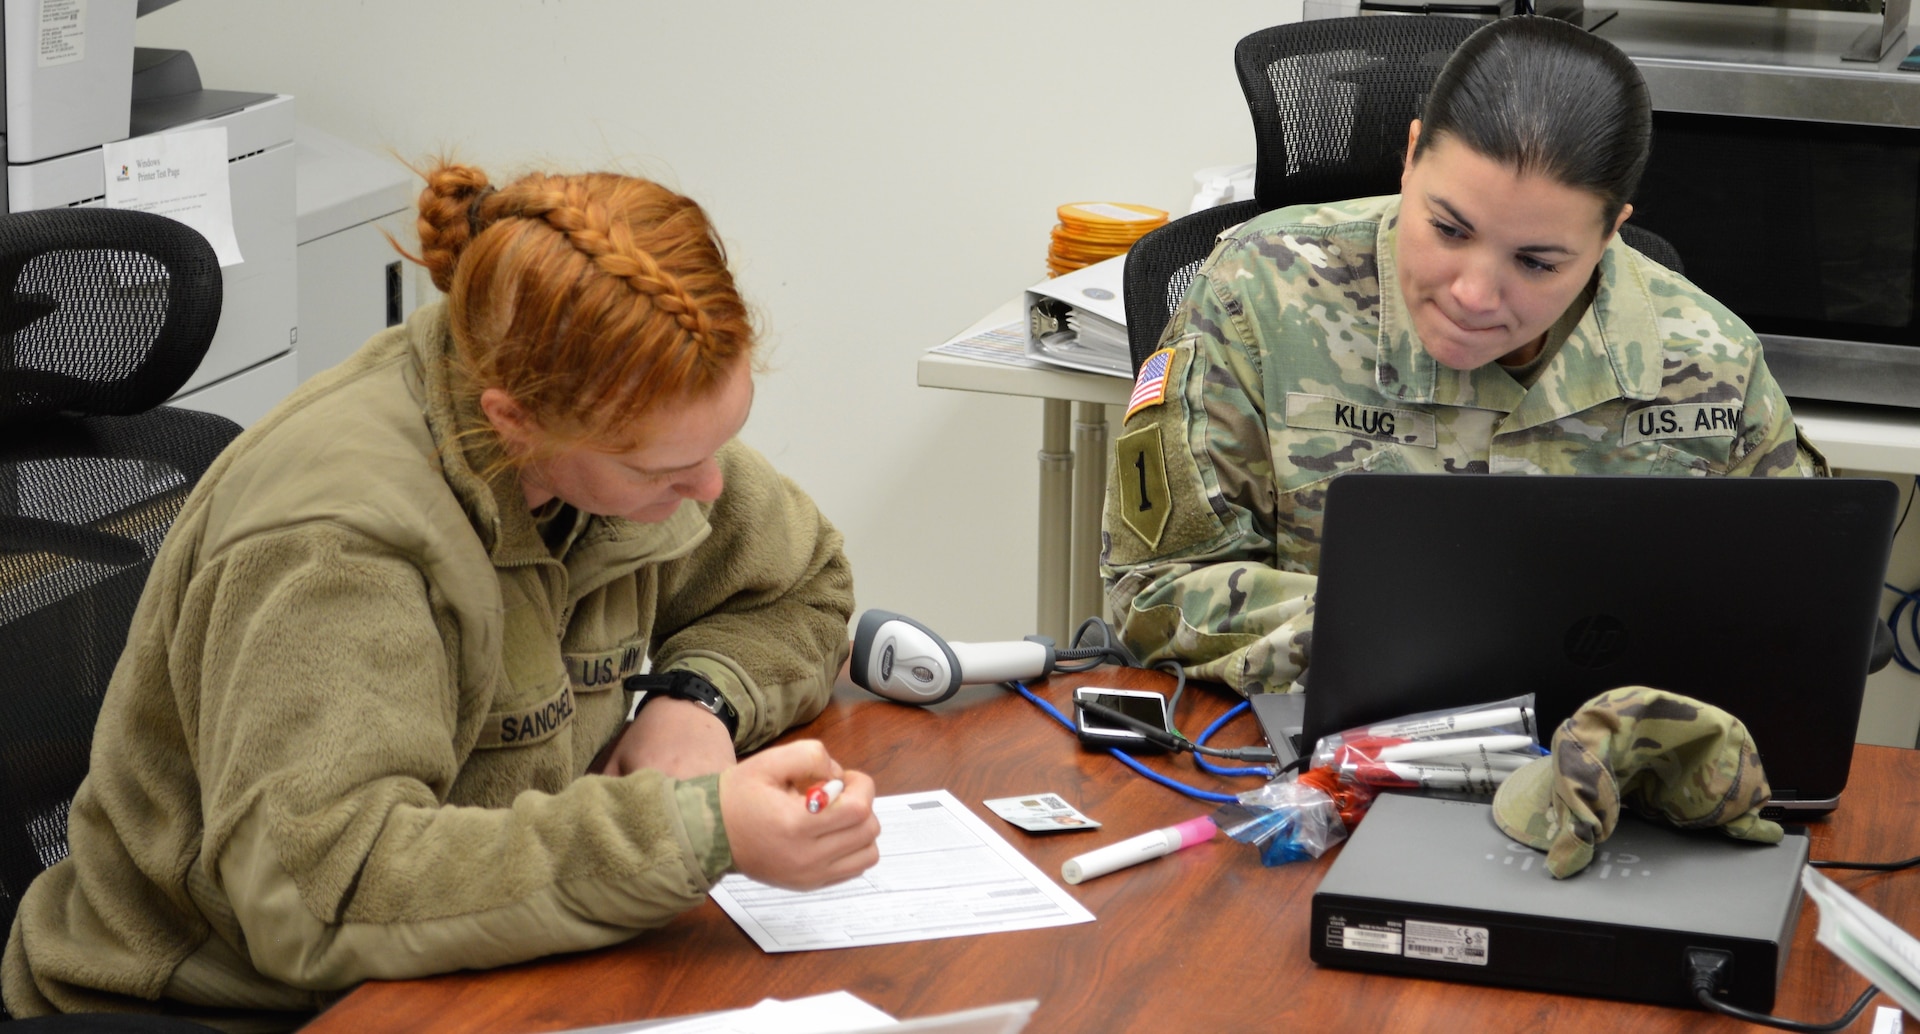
[{"x1": 1595, "y1": 5, "x2": 1920, "y2": 409}]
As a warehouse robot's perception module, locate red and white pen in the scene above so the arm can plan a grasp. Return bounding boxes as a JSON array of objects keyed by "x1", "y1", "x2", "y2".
[{"x1": 804, "y1": 778, "x2": 844, "y2": 814}]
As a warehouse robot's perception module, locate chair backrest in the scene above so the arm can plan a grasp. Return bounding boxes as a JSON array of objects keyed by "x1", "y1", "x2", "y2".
[
  {"x1": 1124, "y1": 200, "x2": 1264, "y2": 373},
  {"x1": 1618, "y1": 222, "x2": 1685, "y2": 276},
  {"x1": 0, "y1": 207, "x2": 237, "y2": 941},
  {"x1": 1236, "y1": 16, "x2": 1480, "y2": 212},
  {"x1": 1124, "y1": 17, "x2": 1480, "y2": 376}
]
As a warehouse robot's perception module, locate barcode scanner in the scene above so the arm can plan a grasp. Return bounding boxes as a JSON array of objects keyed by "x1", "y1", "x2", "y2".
[{"x1": 850, "y1": 609, "x2": 1057, "y2": 705}]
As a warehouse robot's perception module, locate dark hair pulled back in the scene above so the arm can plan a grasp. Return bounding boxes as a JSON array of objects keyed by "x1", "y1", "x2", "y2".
[{"x1": 1414, "y1": 16, "x2": 1650, "y2": 226}]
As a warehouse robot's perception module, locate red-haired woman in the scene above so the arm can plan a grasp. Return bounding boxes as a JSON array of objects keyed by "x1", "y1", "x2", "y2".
[{"x1": 4, "y1": 162, "x2": 879, "y2": 1028}]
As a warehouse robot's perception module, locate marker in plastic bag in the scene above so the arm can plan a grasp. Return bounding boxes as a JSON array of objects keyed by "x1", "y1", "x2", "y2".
[
  {"x1": 805, "y1": 779, "x2": 844, "y2": 814},
  {"x1": 1061, "y1": 816, "x2": 1216, "y2": 885},
  {"x1": 1367, "y1": 706, "x2": 1533, "y2": 740},
  {"x1": 1344, "y1": 760, "x2": 1516, "y2": 790},
  {"x1": 1373, "y1": 734, "x2": 1536, "y2": 763},
  {"x1": 1418, "y1": 750, "x2": 1534, "y2": 772}
]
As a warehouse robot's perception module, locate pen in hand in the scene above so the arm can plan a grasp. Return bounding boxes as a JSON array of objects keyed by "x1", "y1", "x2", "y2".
[{"x1": 805, "y1": 778, "x2": 845, "y2": 814}]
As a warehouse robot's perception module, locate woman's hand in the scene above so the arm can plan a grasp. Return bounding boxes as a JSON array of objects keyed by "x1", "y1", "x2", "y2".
[
  {"x1": 720, "y1": 740, "x2": 881, "y2": 891},
  {"x1": 595, "y1": 697, "x2": 737, "y2": 779}
]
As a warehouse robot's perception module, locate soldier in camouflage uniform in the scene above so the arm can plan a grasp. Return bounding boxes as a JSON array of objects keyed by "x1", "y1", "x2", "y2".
[{"x1": 1101, "y1": 18, "x2": 1825, "y2": 698}]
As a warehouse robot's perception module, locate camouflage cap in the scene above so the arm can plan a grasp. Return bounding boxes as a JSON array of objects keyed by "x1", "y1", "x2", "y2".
[{"x1": 1491, "y1": 686, "x2": 1783, "y2": 878}]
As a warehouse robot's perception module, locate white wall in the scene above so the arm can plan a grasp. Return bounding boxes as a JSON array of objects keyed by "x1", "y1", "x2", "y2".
[{"x1": 136, "y1": 0, "x2": 1303, "y2": 644}]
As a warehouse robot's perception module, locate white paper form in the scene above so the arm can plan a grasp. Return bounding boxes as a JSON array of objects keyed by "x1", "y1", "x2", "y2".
[
  {"x1": 928, "y1": 321, "x2": 1040, "y2": 368},
  {"x1": 102, "y1": 127, "x2": 244, "y2": 267},
  {"x1": 607, "y1": 990, "x2": 896, "y2": 1033},
  {"x1": 559, "y1": 992, "x2": 1036, "y2": 1034},
  {"x1": 1802, "y1": 866, "x2": 1920, "y2": 1018},
  {"x1": 710, "y1": 790, "x2": 1093, "y2": 952}
]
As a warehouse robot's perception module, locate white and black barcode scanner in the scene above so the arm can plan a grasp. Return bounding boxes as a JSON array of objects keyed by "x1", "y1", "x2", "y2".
[{"x1": 849, "y1": 609, "x2": 1057, "y2": 705}]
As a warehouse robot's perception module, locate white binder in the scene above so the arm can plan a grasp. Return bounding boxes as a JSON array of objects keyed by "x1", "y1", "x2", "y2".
[{"x1": 1023, "y1": 254, "x2": 1130, "y2": 379}]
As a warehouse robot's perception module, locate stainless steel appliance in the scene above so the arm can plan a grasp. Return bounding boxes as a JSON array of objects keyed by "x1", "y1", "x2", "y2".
[{"x1": 1598, "y1": 4, "x2": 1920, "y2": 409}]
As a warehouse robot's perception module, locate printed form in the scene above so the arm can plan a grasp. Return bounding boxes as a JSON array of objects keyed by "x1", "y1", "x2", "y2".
[{"x1": 710, "y1": 790, "x2": 1093, "y2": 952}]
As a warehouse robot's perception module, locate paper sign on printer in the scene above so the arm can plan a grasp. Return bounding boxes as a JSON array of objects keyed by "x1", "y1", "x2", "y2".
[{"x1": 103, "y1": 126, "x2": 244, "y2": 267}]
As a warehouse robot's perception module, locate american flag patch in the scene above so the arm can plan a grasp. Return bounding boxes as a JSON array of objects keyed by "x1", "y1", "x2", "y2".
[{"x1": 1126, "y1": 348, "x2": 1174, "y2": 419}]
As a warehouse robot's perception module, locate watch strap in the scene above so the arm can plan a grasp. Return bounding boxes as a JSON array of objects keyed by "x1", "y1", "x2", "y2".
[{"x1": 627, "y1": 670, "x2": 739, "y2": 737}]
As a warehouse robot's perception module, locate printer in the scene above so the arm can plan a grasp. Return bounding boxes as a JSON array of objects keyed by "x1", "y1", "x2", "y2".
[{"x1": 1, "y1": 0, "x2": 295, "y2": 427}]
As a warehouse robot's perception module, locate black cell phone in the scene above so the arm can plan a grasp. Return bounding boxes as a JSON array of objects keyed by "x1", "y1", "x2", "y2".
[{"x1": 1073, "y1": 687, "x2": 1171, "y2": 753}]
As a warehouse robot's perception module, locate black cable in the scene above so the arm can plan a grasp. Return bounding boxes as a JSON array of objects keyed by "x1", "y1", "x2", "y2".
[
  {"x1": 1886, "y1": 475, "x2": 1920, "y2": 674},
  {"x1": 1894, "y1": 474, "x2": 1918, "y2": 540},
  {"x1": 1692, "y1": 986, "x2": 1878, "y2": 1032},
  {"x1": 1687, "y1": 948, "x2": 1878, "y2": 1032},
  {"x1": 1076, "y1": 700, "x2": 1277, "y2": 763},
  {"x1": 1159, "y1": 660, "x2": 1190, "y2": 735},
  {"x1": 1810, "y1": 854, "x2": 1920, "y2": 872},
  {"x1": 1050, "y1": 617, "x2": 1141, "y2": 672}
]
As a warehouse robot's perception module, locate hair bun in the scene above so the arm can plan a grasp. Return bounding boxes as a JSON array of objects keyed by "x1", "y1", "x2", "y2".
[{"x1": 416, "y1": 161, "x2": 494, "y2": 294}]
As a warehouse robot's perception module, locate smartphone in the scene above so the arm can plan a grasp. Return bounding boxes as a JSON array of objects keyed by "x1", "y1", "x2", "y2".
[{"x1": 1074, "y1": 687, "x2": 1171, "y2": 752}]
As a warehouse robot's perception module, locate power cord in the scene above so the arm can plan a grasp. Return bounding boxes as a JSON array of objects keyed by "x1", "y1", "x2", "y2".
[
  {"x1": 1075, "y1": 698, "x2": 1276, "y2": 763},
  {"x1": 1808, "y1": 854, "x2": 1920, "y2": 873},
  {"x1": 1193, "y1": 702, "x2": 1285, "y2": 778},
  {"x1": 1011, "y1": 618, "x2": 1288, "y2": 802},
  {"x1": 1882, "y1": 475, "x2": 1920, "y2": 675},
  {"x1": 1008, "y1": 680, "x2": 1241, "y2": 804},
  {"x1": 1051, "y1": 616, "x2": 1142, "y2": 672},
  {"x1": 1685, "y1": 948, "x2": 1877, "y2": 1032}
]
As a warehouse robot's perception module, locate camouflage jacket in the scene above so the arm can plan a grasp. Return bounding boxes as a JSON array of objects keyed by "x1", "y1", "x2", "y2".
[{"x1": 1101, "y1": 194, "x2": 1824, "y2": 698}]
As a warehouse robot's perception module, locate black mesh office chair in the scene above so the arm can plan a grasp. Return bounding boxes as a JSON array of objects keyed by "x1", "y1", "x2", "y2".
[
  {"x1": 1617, "y1": 223, "x2": 1684, "y2": 275},
  {"x1": 1237, "y1": 16, "x2": 1684, "y2": 275},
  {"x1": 1122, "y1": 199, "x2": 1263, "y2": 372},
  {"x1": 0, "y1": 208, "x2": 237, "y2": 997},
  {"x1": 1125, "y1": 17, "x2": 1472, "y2": 374},
  {"x1": 1237, "y1": 16, "x2": 1480, "y2": 212}
]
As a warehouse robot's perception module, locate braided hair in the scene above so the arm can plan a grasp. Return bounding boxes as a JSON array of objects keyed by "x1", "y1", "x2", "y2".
[{"x1": 411, "y1": 160, "x2": 755, "y2": 458}]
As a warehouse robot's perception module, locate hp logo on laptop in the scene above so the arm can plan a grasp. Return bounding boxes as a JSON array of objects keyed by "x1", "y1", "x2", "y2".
[{"x1": 1563, "y1": 614, "x2": 1629, "y2": 669}]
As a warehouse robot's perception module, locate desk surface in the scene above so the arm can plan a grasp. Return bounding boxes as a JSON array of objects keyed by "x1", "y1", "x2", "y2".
[{"x1": 309, "y1": 671, "x2": 1920, "y2": 1033}]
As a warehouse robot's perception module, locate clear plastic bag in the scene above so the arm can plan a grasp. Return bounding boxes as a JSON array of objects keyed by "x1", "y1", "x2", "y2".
[
  {"x1": 1309, "y1": 693, "x2": 1542, "y2": 795},
  {"x1": 1217, "y1": 695, "x2": 1545, "y2": 866},
  {"x1": 1212, "y1": 769, "x2": 1372, "y2": 866}
]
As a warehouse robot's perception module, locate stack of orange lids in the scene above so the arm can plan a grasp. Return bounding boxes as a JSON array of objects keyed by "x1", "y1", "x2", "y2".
[{"x1": 1048, "y1": 202, "x2": 1168, "y2": 277}]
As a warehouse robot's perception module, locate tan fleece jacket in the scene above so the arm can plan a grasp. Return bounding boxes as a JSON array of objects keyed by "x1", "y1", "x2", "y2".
[{"x1": 2, "y1": 302, "x2": 853, "y2": 1030}]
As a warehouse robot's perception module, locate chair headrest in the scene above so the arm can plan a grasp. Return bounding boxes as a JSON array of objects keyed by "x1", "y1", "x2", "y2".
[{"x1": 0, "y1": 207, "x2": 222, "y2": 423}]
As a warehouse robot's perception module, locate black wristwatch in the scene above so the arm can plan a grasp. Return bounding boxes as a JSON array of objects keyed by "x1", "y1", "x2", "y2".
[{"x1": 627, "y1": 670, "x2": 739, "y2": 738}]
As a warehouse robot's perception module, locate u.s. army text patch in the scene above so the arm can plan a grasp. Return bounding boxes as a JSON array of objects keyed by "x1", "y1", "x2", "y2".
[{"x1": 1621, "y1": 403, "x2": 1743, "y2": 445}]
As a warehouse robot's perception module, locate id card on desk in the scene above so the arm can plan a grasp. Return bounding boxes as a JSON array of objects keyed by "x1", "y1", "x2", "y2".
[{"x1": 709, "y1": 789, "x2": 1094, "y2": 952}]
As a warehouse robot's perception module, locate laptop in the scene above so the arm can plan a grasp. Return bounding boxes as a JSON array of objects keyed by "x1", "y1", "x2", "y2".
[{"x1": 1297, "y1": 473, "x2": 1898, "y2": 817}]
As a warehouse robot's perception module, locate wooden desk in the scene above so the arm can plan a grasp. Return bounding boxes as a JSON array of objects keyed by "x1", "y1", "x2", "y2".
[{"x1": 308, "y1": 670, "x2": 1920, "y2": 1033}]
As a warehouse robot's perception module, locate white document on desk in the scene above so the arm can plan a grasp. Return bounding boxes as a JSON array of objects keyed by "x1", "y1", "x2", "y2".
[
  {"x1": 710, "y1": 789, "x2": 1093, "y2": 952},
  {"x1": 928, "y1": 321, "x2": 1041, "y2": 368},
  {"x1": 1802, "y1": 866, "x2": 1920, "y2": 1018}
]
